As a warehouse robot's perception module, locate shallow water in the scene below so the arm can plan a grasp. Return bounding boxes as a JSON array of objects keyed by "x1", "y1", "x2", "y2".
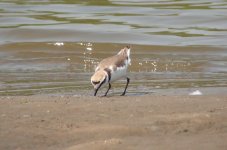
[{"x1": 0, "y1": 0, "x2": 227, "y2": 96}]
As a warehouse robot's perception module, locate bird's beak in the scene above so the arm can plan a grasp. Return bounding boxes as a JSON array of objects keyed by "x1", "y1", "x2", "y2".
[
  {"x1": 94, "y1": 87, "x2": 99, "y2": 96},
  {"x1": 94, "y1": 89, "x2": 98, "y2": 96},
  {"x1": 93, "y1": 77, "x2": 106, "y2": 96}
]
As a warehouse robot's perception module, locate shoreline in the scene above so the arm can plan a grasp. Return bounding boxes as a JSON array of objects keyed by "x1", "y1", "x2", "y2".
[{"x1": 1, "y1": 95, "x2": 227, "y2": 150}]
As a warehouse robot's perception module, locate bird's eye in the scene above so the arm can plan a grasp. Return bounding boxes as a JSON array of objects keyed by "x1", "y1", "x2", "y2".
[{"x1": 92, "y1": 81, "x2": 100, "y2": 85}]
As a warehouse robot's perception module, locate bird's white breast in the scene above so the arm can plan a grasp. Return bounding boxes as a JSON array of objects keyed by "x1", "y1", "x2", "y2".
[
  {"x1": 110, "y1": 66, "x2": 127, "y2": 82},
  {"x1": 110, "y1": 59, "x2": 129, "y2": 82}
]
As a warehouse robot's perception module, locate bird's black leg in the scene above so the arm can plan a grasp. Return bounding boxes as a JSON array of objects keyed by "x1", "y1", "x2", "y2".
[
  {"x1": 104, "y1": 83, "x2": 111, "y2": 96},
  {"x1": 121, "y1": 77, "x2": 130, "y2": 96}
]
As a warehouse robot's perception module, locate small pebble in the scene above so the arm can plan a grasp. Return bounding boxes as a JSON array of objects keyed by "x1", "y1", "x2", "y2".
[{"x1": 189, "y1": 90, "x2": 203, "y2": 96}]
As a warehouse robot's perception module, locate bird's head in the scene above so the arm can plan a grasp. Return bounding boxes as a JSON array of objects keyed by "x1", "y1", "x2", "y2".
[{"x1": 91, "y1": 70, "x2": 107, "y2": 96}]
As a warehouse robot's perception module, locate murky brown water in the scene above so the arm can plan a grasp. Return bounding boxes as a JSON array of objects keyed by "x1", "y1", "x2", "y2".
[{"x1": 0, "y1": 0, "x2": 227, "y2": 96}]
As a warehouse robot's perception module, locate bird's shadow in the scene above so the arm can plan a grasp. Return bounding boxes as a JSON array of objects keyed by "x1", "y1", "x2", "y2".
[{"x1": 95, "y1": 91, "x2": 154, "y2": 98}]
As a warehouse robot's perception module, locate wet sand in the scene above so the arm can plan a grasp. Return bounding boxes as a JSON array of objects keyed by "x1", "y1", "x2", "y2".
[
  {"x1": 1, "y1": 95, "x2": 227, "y2": 150},
  {"x1": 1, "y1": 42, "x2": 227, "y2": 96}
]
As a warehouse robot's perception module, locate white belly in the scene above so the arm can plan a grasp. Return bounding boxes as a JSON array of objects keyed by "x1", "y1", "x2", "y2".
[{"x1": 110, "y1": 66, "x2": 127, "y2": 82}]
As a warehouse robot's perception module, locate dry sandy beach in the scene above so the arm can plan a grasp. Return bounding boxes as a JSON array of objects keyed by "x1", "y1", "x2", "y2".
[{"x1": 0, "y1": 95, "x2": 227, "y2": 150}]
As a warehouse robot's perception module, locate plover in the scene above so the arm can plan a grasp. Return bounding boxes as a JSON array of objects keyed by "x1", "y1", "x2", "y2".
[{"x1": 91, "y1": 46, "x2": 131, "y2": 96}]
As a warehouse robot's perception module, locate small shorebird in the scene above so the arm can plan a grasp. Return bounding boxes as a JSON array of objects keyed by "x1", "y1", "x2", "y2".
[{"x1": 91, "y1": 46, "x2": 131, "y2": 96}]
